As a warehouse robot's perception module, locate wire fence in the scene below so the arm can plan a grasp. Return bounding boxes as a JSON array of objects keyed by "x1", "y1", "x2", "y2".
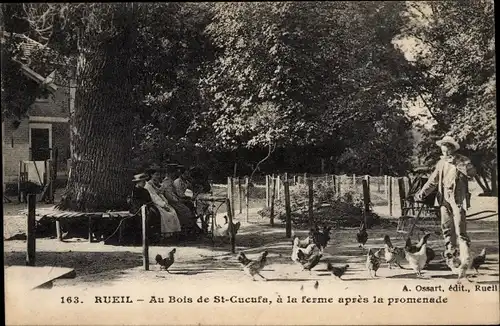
[{"x1": 209, "y1": 173, "x2": 418, "y2": 222}]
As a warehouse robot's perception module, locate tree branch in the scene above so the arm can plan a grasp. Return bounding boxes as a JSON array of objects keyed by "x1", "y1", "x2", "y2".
[{"x1": 249, "y1": 140, "x2": 275, "y2": 183}]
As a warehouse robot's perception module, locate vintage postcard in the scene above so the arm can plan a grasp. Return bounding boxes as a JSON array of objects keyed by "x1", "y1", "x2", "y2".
[{"x1": 3, "y1": 2, "x2": 498, "y2": 325}]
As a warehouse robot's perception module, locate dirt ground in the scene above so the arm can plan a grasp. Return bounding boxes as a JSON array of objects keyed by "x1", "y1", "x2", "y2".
[
  {"x1": 3, "y1": 201, "x2": 499, "y2": 288},
  {"x1": 4, "y1": 195, "x2": 499, "y2": 325}
]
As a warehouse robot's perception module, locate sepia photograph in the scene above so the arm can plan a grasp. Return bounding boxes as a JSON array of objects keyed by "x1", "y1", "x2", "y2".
[{"x1": 2, "y1": 1, "x2": 498, "y2": 325}]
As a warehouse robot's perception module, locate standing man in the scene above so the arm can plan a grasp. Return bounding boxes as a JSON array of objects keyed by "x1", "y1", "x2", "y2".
[{"x1": 415, "y1": 136, "x2": 476, "y2": 267}]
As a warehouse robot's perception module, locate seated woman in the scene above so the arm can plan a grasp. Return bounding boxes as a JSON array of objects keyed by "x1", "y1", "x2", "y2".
[
  {"x1": 122, "y1": 173, "x2": 158, "y2": 245},
  {"x1": 172, "y1": 166, "x2": 203, "y2": 237},
  {"x1": 144, "y1": 164, "x2": 182, "y2": 240},
  {"x1": 161, "y1": 164, "x2": 196, "y2": 237}
]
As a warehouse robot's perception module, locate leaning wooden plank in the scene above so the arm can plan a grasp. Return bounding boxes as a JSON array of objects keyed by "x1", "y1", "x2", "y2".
[{"x1": 5, "y1": 266, "x2": 76, "y2": 291}]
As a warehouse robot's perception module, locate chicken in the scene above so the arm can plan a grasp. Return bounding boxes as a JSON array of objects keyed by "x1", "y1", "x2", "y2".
[
  {"x1": 471, "y1": 248, "x2": 487, "y2": 274},
  {"x1": 295, "y1": 235, "x2": 313, "y2": 248},
  {"x1": 446, "y1": 239, "x2": 472, "y2": 283},
  {"x1": 356, "y1": 222, "x2": 368, "y2": 249},
  {"x1": 405, "y1": 233, "x2": 435, "y2": 267},
  {"x1": 326, "y1": 262, "x2": 349, "y2": 280},
  {"x1": 366, "y1": 248, "x2": 381, "y2": 278},
  {"x1": 301, "y1": 253, "x2": 322, "y2": 272},
  {"x1": 383, "y1": 235, "x2": 405, "y2": 269},
  {"x1": 213, "y1": 216, "x2": 241, "y2": 239},
  {"x1": 292, "y1": 240, "x2": 316, "y2": 264},
  {"x1": 155, "y1": 248, "x2": 176, "y2": 272},
  {"x1": 404, "y1": 243, "x2": 427, "y2": 277},
  {"x1": 309, "y1": 225, "x2": 332, "y2": 253},
  {"x1": 237, "y1": 251, "x2": 268, "y2": 281}
]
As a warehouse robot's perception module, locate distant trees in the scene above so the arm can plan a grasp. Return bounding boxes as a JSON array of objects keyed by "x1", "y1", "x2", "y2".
[{"x1": 194, "y1": 2, "x2": 416, "y2": 176}]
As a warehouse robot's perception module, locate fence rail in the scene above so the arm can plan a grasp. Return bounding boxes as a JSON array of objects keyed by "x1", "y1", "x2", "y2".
[{"x1": 213, "y1": 173, "x2": 420, "y2": 230}]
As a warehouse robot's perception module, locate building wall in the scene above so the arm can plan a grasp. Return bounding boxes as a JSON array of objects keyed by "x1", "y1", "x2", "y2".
[
  {"x1": 2, "y1": 118, "x2": 30, "y2": 183},
  {"x1": 3, "y1": 80, "x2": 71, "y2": 188}
]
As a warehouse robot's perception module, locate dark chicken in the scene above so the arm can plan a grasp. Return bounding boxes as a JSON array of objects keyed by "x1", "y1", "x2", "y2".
[
  {"x1": 366, "y1": 248, "x2": 381, "y2": 278},
  {"x1": 301, "y1": 253, "x2": 322, "y2": 271},
  {"x1": 326, "y1": 263, "x2": 349, "y2": 279},
  {"x1": 237, "y1": 251, "x2": 269, "y2": 281},
  {"x1": 155, "y1": 248, "x2": 176, "y2": 272},
  {"x1": 471, "y1": 248, "x2": 487, "y2": 274},
  {"x1": 383, "y1": 235, "x2": 405, "y2": 269},
  {"x1": 356, "y1": 222, "x2": 368, "y2": 249},
  {"x1": 309, "y1": 225, "x2": 332, "y2": 253}
]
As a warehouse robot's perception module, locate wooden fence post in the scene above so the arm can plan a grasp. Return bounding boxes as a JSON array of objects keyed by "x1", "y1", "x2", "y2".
[
  {"x1": 231, "y1": 177, "x2": 236, "y2": 217},
  {"x1": 26, "y1": 193, "x2": 36, "y2": 266},
  {"x1": 362, "y1": 179, "x2": 371, "y2": 227},
  {"x1": 227, "y1": 177, "x2": 235, "y2": 218},
  {"x1": 141, "y1": 205, "x2": 149, "y2": 271},
  {"x1": 337, "y1": 175, "x2": 342, "y2": 196},
  {"x1": 303, "y1": 173, "x2": 307, "y2": 184},
  {"x1": 398, "y1": 177, "x2": 406, "y2": 216},
  {"x1": 226, "y1": 199, "x2": 236, "y2": 254},
  {"x1": 284, "y1": 176, "x2": 292, "y2": 238},
  {"x1": 277, "y1": 175, "x2": 281, "y2": 201},
  {"x1": 265, "y1": 175, "x2": 270, "y2": 207},
  {"x1": 293, "y1": 175, "x2": 297, "y2": 185},
  {"x1": 245, "y1": 176, "x2": 249, "y2": 222},
  {"x1": 307, "y1": 178, "x2": 314, "y2": 226},
  {"x1": 352, "y1": 174, "x2": 356, "y2": 189},
  {"x1": 363, "y1": 175, "x2": 371, "y2": 208},
  {"x1": 270, "y1": 176, "x2": 276, "y2": 226},
  {"x1": 388, "y1": 176, "x2": 393, "y2": 217},
  {"x1": 55, "y1": 219, "x2": 62, "y2": 241},
  {"x1": 238, "y1": 177, "x2": 243, "y2": 214},
  {"x1": 384, "y1": 175, "x2": 388, "y2": 202}
]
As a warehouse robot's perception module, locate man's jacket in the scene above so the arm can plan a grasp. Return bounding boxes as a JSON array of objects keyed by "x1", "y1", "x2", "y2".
[{"x1": 420, "y1": 154, "x2": 477, "y2": 210}]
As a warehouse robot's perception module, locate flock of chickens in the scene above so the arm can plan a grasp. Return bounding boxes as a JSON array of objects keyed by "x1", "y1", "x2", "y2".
[{"x1": 154, "y1": 220, "x2": 488, "y2": 284}]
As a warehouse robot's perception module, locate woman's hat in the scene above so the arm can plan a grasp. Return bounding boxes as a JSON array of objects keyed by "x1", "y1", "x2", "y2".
[
  {"x1": 436, "y1": 136, "x2": 460, "y2": 151},
  {"x1": 163, "y1": 163, "x2": 179, "y2": 172},
  {"x1": 132, "y1": 173, "x2": 148, "y2": 182}
]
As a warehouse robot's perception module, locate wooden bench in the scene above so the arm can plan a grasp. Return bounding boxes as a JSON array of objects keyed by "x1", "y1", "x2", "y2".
[
  {"x1": 5, "y1": 266, "x2": 76, "y2": 290},
  {"x1": 20, "y1": 207, "x2": 134, "y2": 243}
]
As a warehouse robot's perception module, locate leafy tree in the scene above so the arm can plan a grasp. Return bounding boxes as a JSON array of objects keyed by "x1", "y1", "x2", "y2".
[
  {"x1": 194, "y1": 2, "x2": 416, "y2": 178},
  {"x1": 402, "y1": 0, "x2": 496, "y2": 194}
]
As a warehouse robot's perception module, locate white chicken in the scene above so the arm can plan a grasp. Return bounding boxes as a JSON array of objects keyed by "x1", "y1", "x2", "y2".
[
  {"x1": 213, "y1": 215, "x2": 240, "y2": 243},
  {"x1": 291, "y1": 236, "x2": 316, "y2": 263},
  {"x1": 404, "y1": 243, "x2": 428, "y2": 277},
  {"x1": 446, "y1": 239, "x2": 472, "y2": 283}
]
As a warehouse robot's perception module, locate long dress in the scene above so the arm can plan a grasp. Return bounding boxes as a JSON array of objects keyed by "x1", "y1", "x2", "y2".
[
  {"x1": 161, "y1": 175, "x2": 195, "y2": 229},
  {"x1": 144, "y1": 180, "x2": 181, "y2": 234}
]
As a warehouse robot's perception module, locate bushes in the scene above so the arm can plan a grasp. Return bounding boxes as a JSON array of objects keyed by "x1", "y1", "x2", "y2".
[{"x1": 257, "y1": 180, "x2": 380, "y2": 229}]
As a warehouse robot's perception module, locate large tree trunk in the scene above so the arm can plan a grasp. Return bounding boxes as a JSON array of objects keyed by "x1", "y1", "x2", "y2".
[{"x1": 57, "y1": 13, "x2": 137, "y2": 212}]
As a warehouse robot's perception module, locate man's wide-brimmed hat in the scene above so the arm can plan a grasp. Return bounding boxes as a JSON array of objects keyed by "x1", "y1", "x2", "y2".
[
  {"x1": 132, "y1": 173, "x2": 148, "y2": 182},
  {"x1": 436, "y1": 136, "x2": 460, "y2": 151},
  {"x1": 146, "y1": 163, "x2": 164, "y2": 174}
]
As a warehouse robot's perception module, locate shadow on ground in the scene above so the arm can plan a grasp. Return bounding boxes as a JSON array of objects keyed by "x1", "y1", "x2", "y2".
[{"x1": 4, "y1": 218, "x2": 499, "y2": 286}]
